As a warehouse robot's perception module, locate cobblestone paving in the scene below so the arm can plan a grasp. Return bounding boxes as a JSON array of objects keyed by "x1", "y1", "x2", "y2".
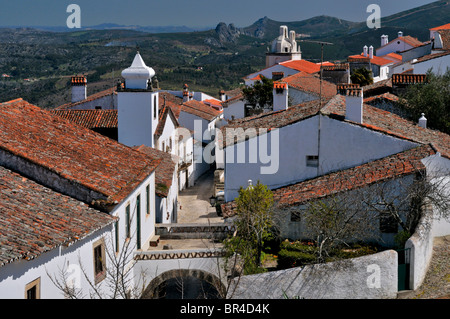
[{"x1": 405, "y1": 235, "x2": 450, "y2": 299}]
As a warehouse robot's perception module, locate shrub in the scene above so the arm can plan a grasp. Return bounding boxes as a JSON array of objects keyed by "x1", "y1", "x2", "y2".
[{"x1": 277, "y1": 249, "x2": 317, "y2": 269}]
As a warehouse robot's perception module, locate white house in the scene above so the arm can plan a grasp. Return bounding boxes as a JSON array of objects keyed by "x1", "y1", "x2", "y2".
[
  {"x1": 217, "y1": 87, "x2": 450, "y2": 203},
  {"x1": 376, "y1": 32, "x2": 425, "y2": 58},
  {"x1": 0, "y1": 98, "x2": 163, "y2": 298},
  {"x1": 349, "y1": 46, "x2": 394, "y2": 82}
]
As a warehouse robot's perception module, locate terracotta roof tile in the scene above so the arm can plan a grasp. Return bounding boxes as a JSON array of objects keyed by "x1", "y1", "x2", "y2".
[
  {"x1": 280, "y1": 60, "x2": 321, "y2": 74},
  {"x1": 430, "y1": 23, "x2": 450, "y2": 31},
  {"x1": 134, "y1": 145, "x2": 177, "y2": 198},
  {"x1": 348, "y1": 53, "x2": 394, "y2": 66},
  {"x1": 221, "y1": 145, "x2": 435, "y2": 217},
  {"x1": 182, "y1": 99, "x2": 222, "y2": 121},
  {"x1": 282, "y1": 73, "x2": 337, "y2": 98},
  {"x1": 50, "y1": 109, "x2": 118, "y2": 129},
  {"x1": 0, "y1": 165, "x2": 115, "y2": 266},
  {"x1": 0, "y1": 99, "x2": 161, "y2": 204}
]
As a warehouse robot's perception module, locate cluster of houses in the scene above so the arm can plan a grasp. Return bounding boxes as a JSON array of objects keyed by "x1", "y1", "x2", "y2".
[{"x1": 0, "y1": 22, "x2": 449, "y2": 299}]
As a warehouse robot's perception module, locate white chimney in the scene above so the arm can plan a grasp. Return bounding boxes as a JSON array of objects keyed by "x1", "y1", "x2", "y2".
[
  {"x1": 342, "y1": 88, "x2": 363, "y2": 124},
  {"x1": 398, "y1": 31, "x2": 403, "y2": 38},
  {"x1": 219, "y1": 90, "x2": 226, "y2": 102},
  {"x1": 71, "y1": 75, "x2": 87, "y2": 103},
  {"x1": 418, "y1": 113, "x2": 427, "y2": 128},
  {"x1": 273, "y1": 82, "x2": 288, "y2": 112},
  {"x1": 363, "y1": 45, "x2": 368, "y2": 57},
  {"x1": 183, "y1": 83, "x2": 189, "y2": 103},
  {"x1": 369, "y1": 46, "x2": 374, "y2": 59}
]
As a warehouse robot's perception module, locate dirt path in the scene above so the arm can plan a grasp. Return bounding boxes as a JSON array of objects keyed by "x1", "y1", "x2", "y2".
[{"x1": 404, "y1": 235, "x2": 450, "y2": 299}]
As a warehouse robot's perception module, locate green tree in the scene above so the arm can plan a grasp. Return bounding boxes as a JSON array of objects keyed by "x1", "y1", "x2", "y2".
[
  {"x1": 400, "y1": 68, "x2": 450, "y2": 134},
  {"x1": 350, "y1": 67, "x2": 373, "y2": 86},
  {"x1": 241, "y1": 76, "x2": 274, "y2": 113},
  {"x1": 223, "y1": 181, "x2": 275, "y2": 275}
]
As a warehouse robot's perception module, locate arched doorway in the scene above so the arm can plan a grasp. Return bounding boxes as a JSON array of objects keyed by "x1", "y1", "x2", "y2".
[{"x1": 142, "y1": 269, "x2": 225, "y2": 299}]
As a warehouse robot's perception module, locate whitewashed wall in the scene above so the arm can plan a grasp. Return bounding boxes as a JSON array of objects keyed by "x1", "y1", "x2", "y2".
[
  {"x1": 0, "y1": 226, "x2": 112, "y2": 299},
  {"x1": 118, "y1": 91, "x2": 159, "y2": 148},
  {"x1": 413, "y1": 54, "x2": 450, "y2": 75},
  {"x1": 224, "y1": 115, "x2": 417, "y2": 202}
]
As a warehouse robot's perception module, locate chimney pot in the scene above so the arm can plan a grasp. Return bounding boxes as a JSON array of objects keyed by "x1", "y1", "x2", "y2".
[
  {"x1": 343, "y1": 88, "x2": 363, "y2": 124},
  {"x1": 369, "y1": 46, "x2": 374, "y2": 59},
  {"x1": 363, "y1": 45, "x2": 368, "y2": 57},
  {"x1": 398, "y1": 31, "x2": 403, "y2": 38},
  {"x1": 418, "y1": 113, "x2": 427, "y2": 128}
]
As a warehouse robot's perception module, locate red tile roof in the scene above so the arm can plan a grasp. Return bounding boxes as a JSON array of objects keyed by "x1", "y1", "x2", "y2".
[
  {"x1": 134, "y1": 145, "x2": 177, "y2": 198},
  {"x1": 430, "y1": 23, "x2": 450, "y2": 31},
  {"x1": 280, "y1": 60, "x2": 321, "y2": 74},
  {"x1": 0, "y1": 165, "x2": 115, "y2": 266},
  {"x1": 363, "y1": 92, "x2": 400, "y2": 104},
  {"x1": 181, "y1": 99, "x2": 222, "y2": 121},
  {"x1": 50, "y1": 109, "x2": 118, "y2": 129},
  {"x1": 282, "y1": 73, "x2": 337, "y2": 98},
  {"x1": 378, "y1": 35, "x2": 424, "y2": 51},
  {"x1": 0, "y1": 99, "x2": 161, "y2": 204},
  {"x1": 348, "y1": 53, "x2": 394, "y2": 66},
  {"x1": 221, "y1": 145, "x2": 435, "y2": 217}
]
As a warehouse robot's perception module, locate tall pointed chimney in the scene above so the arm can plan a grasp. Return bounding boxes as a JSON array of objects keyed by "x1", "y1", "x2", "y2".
[
  {"x1": 418, "y1": 113, "x2": 427, "y2": 128},
  {"x1": 369, "y1": 45, "x2": 374, "y2": 59},
  {"x1": 363, "y1": 45, "x2": 368, "y2": 57}
]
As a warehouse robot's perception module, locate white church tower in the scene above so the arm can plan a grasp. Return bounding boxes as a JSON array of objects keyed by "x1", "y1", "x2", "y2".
[
  {"x1": 266, "y1": 25, "x2": 302, "y2": 67},
  {"x1": 118, "y1": 51, "x2": 159, "y2": 148}
]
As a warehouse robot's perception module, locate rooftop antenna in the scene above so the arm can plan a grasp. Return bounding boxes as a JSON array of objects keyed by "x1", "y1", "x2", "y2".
[{"x1": 298, "y1": 40, "x2": 334, "y2": 108}]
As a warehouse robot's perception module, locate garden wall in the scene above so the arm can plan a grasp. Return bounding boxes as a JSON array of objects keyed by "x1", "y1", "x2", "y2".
[{"x1": 228, "y1": 250, "x2": 398, "y2": 299}]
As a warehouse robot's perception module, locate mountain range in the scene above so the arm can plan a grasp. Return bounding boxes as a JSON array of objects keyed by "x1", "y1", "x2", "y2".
[{"x1": 0, "y1": 0, "x2": 449, "y2": 108}]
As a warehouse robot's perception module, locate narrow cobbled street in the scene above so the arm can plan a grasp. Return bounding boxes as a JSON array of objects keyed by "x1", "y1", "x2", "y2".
[{"x1": 177, "y1": 169, "x2": 224, "y2": 224}]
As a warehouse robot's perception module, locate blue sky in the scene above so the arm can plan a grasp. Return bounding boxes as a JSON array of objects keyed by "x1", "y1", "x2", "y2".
[{"x1": 0, "y1": 0, "x2": 438, "y2": 28}]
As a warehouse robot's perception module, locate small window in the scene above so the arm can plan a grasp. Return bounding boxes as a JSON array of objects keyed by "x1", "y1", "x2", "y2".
[
  {"x1": 95, "y1": 106, "x2": 102, "y2": 110},
  {"x1": 154, "y1": 96, "x2": 157, "y2": 119},
  {"x1": 126, "y1": 204, "x2": 131, "y2": 239},
  {"x1": 146, "y1": 185, "x2": 150, "y2": 215},
  {"x1": 136, "y1": 194, "x2": 141, "y2": 250},
  {"x1": 290, "y1": 210, "x2": 302, "y2": 222},
  {"x1": 25, "y1": 278, "x2": 40, "y2": 299},
  {"x1": 114, "y1": 221, "x2": 119, "y2": 253},
  {"x1": 93, "y1": 239, "x2": 106, "y2": 284},
  {"x1": 306, "y1": 155, "x2": 319, "y2": 167}
]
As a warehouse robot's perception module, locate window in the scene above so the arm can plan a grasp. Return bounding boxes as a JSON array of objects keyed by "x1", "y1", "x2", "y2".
[
  {"x1": 154, "y1": 96, "x2": 157, "y2": 119},
  {"x1": 136, "y1": 195, "x2": 141, "y2": 250},
  {"x1": 290, "y1": 210, "x2": 302, "y2": 222},
  {"x1": 126, "y1": 204, "x2": 131, "y2": 239},
  {"x1": 115, "y1": 221, "x2": 119, "y2": 253},
  {"x1": 25, "y1": 278, "x2": 40, "y2": 299},
  {"x1": 146, "y1": 185, "x2": 150, "y2": 215},
  {"x1": 93, "y1": 239, "x2": 106, "y2": 284},
  {"x1": 380, "y1": 213, "x2": 398, "y2": 233},
  {"x1": 306, "y1": 155, "x2": 319, "y2": 167}
]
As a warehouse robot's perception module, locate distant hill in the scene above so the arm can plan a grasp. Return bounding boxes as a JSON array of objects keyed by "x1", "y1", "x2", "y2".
[
  {"x1": 241, "y1": 0, "x2": 450, "y2": 40},
  {"x1": 0, "y1": 1, "x2": 449, "y2": 107}
]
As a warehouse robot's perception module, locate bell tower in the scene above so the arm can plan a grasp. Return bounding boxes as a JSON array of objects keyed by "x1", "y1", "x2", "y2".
[{"x1": 118, "y1": 50, "x2": 159, "y2": 148}]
